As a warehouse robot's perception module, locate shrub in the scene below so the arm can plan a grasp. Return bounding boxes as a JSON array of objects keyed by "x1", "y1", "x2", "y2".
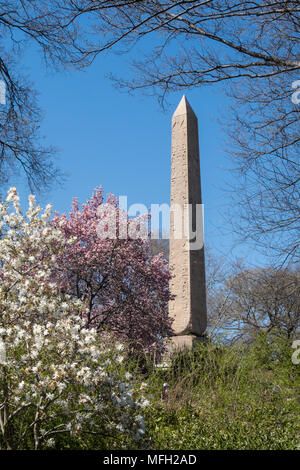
[{"x1": 141, "y1": 335, "x2": 300, "y2": 450}]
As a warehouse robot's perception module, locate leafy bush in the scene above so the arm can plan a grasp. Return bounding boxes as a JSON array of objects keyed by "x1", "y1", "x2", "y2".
[{"x1": 140, "y1": 334, "x2": 300, "y2": 450}]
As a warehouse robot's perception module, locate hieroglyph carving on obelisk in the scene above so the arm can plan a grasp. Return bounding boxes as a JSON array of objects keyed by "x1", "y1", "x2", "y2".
[{"x1": 169, "y1": 95, "x2": 207, "y2": 341}]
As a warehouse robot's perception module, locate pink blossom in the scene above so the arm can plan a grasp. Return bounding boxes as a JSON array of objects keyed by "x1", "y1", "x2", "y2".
[{"x1": 52, "y1": 187, "x2": 173, "y2": 355}]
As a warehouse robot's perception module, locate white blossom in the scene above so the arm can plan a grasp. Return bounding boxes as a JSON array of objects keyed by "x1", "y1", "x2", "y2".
[{"x1": 0, "y1": 188, "x2": 149, "y2": 450}]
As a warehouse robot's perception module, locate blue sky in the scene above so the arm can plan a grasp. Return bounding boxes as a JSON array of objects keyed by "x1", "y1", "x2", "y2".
[{"x1": 7, "y1": 42, "x2": 264, "y2": 267}]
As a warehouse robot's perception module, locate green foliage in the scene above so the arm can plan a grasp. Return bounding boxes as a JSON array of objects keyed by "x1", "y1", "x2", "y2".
[
  {"x1": 2, "y1": 329, "x2": 299, "y2": 449},
  {"x1": 140, "y1": 334, "x2": 300, "y2": 450}
]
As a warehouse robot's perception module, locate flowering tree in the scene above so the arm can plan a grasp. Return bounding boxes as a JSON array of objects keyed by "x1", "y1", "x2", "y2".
[
  {"x1": 0, "y1": 188, "x2": 149, "y2": 450},
  {"x1": 52, "y1": 187, "x2": 172, "y2": 355}
]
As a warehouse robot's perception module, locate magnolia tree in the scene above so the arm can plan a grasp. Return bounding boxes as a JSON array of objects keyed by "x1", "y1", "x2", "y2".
[
  {"x1": 0, "y1": 188, "x2": 149, "y2": 450},
  {"x1": 52, "y1": 187, "x2": 173, "y2": 355}
]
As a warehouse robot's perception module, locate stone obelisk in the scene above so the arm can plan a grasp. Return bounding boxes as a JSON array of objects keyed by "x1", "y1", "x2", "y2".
[{"x1": 168, "y1": 95, "x2": 207, "y2": 350}]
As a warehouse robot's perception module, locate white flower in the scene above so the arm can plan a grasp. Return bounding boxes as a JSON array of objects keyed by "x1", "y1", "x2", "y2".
[
  {"x1": 57, "y1": 382, "x2": 66, "y2": 393},
  {"x1": 6, "y1": 187, "x2": 18, "y2": 203},
  {"x1": 45, "y1": 438, "x2": 55, "y2": 448},
  {"x1": 0, "y1": 342, "x2": 6, "y2": 365},
  {"x1": 140, "y1": 398, "x2": 150, "y2": 408},
  {"x1": 0, "y1": 188, "x2": 149, "y2": 447},
  {"x1": 18, "y1": 381, "x2": 25, "y2": 390}
]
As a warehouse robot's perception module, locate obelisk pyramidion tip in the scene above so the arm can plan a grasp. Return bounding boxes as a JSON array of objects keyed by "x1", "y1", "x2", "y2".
[{"x1": 172, "y1": 95, "x2": 197, "y2": 119}]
